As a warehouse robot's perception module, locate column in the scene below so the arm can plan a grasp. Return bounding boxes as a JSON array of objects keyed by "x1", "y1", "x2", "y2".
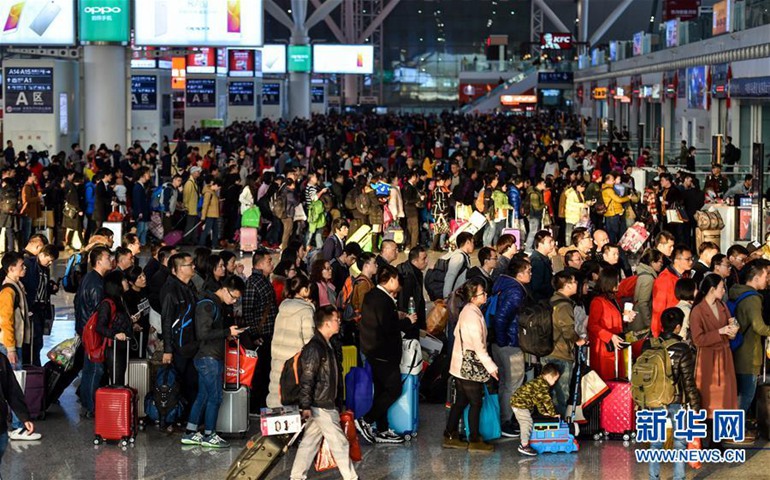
[
  {"x1": 83, "y1": 45, "x2": 128, "y2": 149},
  {"x1": 289, "y1": 71, "x2": 311, "y2": 119}
]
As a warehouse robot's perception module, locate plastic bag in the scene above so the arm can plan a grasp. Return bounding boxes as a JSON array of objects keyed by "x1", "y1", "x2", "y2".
[
  {"x1": 687, "y1": 437, "x2": 702, "y2": 469},
  {"x1": 314, "y1": 438, "x2": 337, "y2": 472},
  {"x1": 224, "y1": 341, "x2": 258, "y2": 388},
  {"x1": 46, "y1": 336, "x2": 81, "y2": 371},
  {"x1": 341, "y1": 410, "x2": 362, "y2": 462}
]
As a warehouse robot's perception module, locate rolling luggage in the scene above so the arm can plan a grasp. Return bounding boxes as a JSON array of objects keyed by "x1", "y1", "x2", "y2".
[
  {"x1": 568, "y1": 345, "x2": 603, "y2": 440},
  {"x1": 217, "y1": 338, "x2": 250, "y2": 436},
  {"x1": 501, "y1": 210, "x2": 521, "y2": 249},
  {"x1": 599, "y1": 349, "x2": 635, "y2": 440},
  {"x1": 239, "y1": 227, "x2": 259, "y2": 254},
  {"x1": 387, "y1": 374, "x2": 419, "y2": 439},
  {"x1": 345, "y1": 362, "x2": 373, "y2": 419},
  {"x1": 163, "y1": 230, "x2": 184, "y2": 247},
  {"x1": 45, "y1": 359, "x2": 81, "y2": 410},
  {"x1": 225, "y1": 426, "x2": 304, "y2": 480},
  {"x1": 126, "y1": 333, "x2": 150, "y2": 422},
  {"x1": 448, "y1": 211, "x2": 487, "y2": 246},
  {"x1": 23, "y1": 327, "x2": 46, "y2": 420},
  {"x1": 757, "y1": 344, "x2": 770, "y2": 440},
  {"x1": 94, "y1": 341, "x2": 137, "y2": 446}
]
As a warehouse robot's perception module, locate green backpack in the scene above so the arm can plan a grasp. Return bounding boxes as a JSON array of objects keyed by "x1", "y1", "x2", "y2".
[
  {"x1": 241, "y1": 206, "x2": 261, "y2": 228},
  {"x1": 631, "y1": 337, "x2": 679, "y2": 409}
]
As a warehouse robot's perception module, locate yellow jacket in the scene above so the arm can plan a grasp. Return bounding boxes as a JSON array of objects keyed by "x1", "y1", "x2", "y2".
[
  {"x1": 183, "y1": 178, "x2": 200, "y2": 215},
  {"x1": 601, "y1": 184, "x2": 629, "y2": 217},
  {"x1": 0, "y1": 282, "x2": 29, "y2": 352},
  {"x1": 200, "y1": 186, "x2": 220, "y2": 219},
  {"x1": 564, "y1": 188, "x2": 586, "y2": 224}
]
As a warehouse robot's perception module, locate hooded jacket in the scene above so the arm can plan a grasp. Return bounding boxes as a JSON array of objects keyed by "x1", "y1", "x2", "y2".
[
  {"x1": 729, "y1": 284, "x2": 770, "y2": 375},
  {"x1": 491, "y1": 274, "x2": 529, "y2": 348}
]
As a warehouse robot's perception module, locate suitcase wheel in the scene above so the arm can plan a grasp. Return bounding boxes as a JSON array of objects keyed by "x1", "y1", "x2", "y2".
[
  {"x1": 622, "y1": 433, "x2": 631, "y2": 441},
  {"x1": 94, "y1": 437, "x2": 102, "y2": 445},
  {"x1": 592, "y1": 433, "x2": 602, "y2": 441}
]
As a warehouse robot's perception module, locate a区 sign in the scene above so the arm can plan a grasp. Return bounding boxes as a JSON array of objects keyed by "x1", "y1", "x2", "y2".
[{"x1": 4, "y1": 67, "x2": 54, "y2": 114}]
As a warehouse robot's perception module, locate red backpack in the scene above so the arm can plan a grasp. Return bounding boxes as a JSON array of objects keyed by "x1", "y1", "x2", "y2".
[{"x1": 82, "y1": 299, "x2": 116, "y2": 363}]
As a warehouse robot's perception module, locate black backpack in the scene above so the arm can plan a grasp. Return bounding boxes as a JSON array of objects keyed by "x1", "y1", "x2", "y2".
[
  {"x1": 149, "y1": 366, "x2": 182, "y2": 428},
  {"x1": 424, "y1": 256, "x2": 467, "y2": 301},
  {"x1": 518, "y1": 299, "x2": 555, "y2": 357},
  {"x1": 279, "y1": 351, "x2": 302, "y2": 405}
]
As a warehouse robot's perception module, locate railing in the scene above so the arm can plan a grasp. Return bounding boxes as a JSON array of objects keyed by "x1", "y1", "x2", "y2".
[{"x1": 458, "y1": 66, "x2": 538, "y2": 113}]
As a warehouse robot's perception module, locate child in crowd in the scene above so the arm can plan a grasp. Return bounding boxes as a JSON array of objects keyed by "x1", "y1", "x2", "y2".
[{"x1": 510, "y1": 363, "x2": 561, "y2": 456}]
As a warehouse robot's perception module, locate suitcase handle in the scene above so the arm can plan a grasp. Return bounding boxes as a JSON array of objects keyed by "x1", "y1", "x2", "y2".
[
  {"x1": 112, "y1": 338, "x2": 131, "y2": 387},
  {"x1": 124, "y1": 331, "x2": 143, "y2": 386},
  {"x1": 224, "y1": 337, "x2": 241, "y2": 390},
  {"x1": 614, "y1": 345, "x2": 632, "y2": 381}
]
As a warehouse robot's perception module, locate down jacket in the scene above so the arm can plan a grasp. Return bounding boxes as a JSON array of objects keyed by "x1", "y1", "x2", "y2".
[
  {"x1": 491, "y1": 274, "x2": 529, "y2": 348},
  {"x1": 267, "y1": 298, "x2": 315, "y2": 408}
]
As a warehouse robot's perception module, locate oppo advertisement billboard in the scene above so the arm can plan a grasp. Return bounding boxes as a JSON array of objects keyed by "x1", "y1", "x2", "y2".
[
  {"x1": 258, "y1": 44, "x2": 286, "y2": 74},
  {"x1": 133, "y1": 0, "x2": 263, "y2": 47},
  {"x1": 312, "y1": 45, "x2": 373, "y2": 74},
  {"x1": 0, "y1": 0, "x2": 75, "y2": 45},
  {"x1": 79, "y1": 0, "x2": 130, "y2": 44}
]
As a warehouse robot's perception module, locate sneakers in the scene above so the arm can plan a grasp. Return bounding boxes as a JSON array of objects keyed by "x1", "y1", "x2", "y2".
[
  {"x1": 442, "y1": 433, "x2": 467, "y2": 450},
  {"x1": 8, "y1": 428, "x2": 41, "y2": 441},
  {"x1": 468, "y1": 441, "x2": 495, "y2": 453},
  {"x1": 201, "y1": 433, "x2": 230, "y2": 449},
  {"x1": 518, "y1": 444, "x2": 537, "y2": 456},
  {"x1": 501, "y1": 422, "x2": 521, "y2": 439},
  {"x1": 375, "y1": 429, "x2": 406, "y2": 444},
  {"x1": 181, "y1": 431, "x2": 205, "y2": 445},
  {"x1": 354, "y1": 418, "x2": 376, "y2": 444}
]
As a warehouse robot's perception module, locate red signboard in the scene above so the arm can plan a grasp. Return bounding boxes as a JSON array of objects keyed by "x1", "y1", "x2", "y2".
[
  {"x1": 663, "y1": 0, "x2": 701, "y2": 22},
  {"x1": 187, "y1": 48, "x2": 217, "y2": 73},
  {"x1": 540, "y1": 33, "x2": 573, "y2": 50},
  {"x1": 228, "y1": 50, "x2": 255, "y2": 75}
]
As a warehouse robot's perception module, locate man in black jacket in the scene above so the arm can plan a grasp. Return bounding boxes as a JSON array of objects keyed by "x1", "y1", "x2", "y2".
[
  {"x1": 92, "y1": 170, "x2": 113, "y2": 229},
  {"x1": 402, "y1": 171, "x2": 423, "y2": 250},
  {"x1": 356, "y1": 265, "x2": 417, "y2": 444},
  {"x1": 290, "y1": 306, "x2": 358, "y2": 480},
  {"x1": 181, "y1": 276, "x2": 246, "y2": 449},
  {"x1": 147, "y1": 246, "x2": 177, "y2": 313},
  {"x1": 160, "y1": 252, "x2": 198, "y2": 421},
  {"x1": 397, "y1": 247, "x2": 428, "y2": 333},
  {"x1": 0, "y1": 351, "x2": 35, "y2": 462},
  {"x1": 644, "y1": 307, "x2": 701, "y2": 480}
]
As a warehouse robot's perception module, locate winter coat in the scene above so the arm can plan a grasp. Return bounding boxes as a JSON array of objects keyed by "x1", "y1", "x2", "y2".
[
  {"x1": 690, "y1": 298, "x2": 737, "y2": 417},
  {"x1": 652, "y1": 266, "x2": 686, "y2": 337},
  {"x1": 630, "y1": 263, "x2": 657, "y2": 332},
  {"x1": 587, "y1": 295, "x2": 626, "y2": 381},
  {"x1": 491, "y1": 275, "x2": 528, "y2": 348},
  {"x1": 547, "y1": 292, "x2": 579, "y2": 362},
  {"x1": 601, "y1": 184, "x2": 629, "y2": 217},
  {"x1": 529, "y1": 250, "x2": 554, "y2": 302},
  {"x1": 200, "y1": 185, "x2": 219, "y2": 219},
  {"x1": 510, "y1": 376, "x2": 558, "y2": 417},
  {"x1": 182, "y1": 178, "x2": 200, "y2": 216},
  {"x1": 449, "y1": 303, "x2": 498, "y2": 380},
  {"x1": 298, "y1": 331, "x2": 343, "y2": 411},
  {"x1": 728, "y1": 284, "x2": 770, "y2": 375},
  {"x1": 564, "y1": 187, "x2": 586, "y2": 225},
  {"x1": 267, "y1": 298, "x2": 315, "y2": 408}
]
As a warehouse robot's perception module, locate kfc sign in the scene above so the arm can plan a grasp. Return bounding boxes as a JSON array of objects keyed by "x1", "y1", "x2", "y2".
[{"x1": 540, "y1": 33, "x2": 573, "y2": 50}]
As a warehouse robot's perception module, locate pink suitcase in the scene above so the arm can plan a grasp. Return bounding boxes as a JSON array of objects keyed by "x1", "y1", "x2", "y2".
[
  {"x1": 501, "y1": 212, "x2": 521, "y2": 249},
  {"x1": 599, "y1": 349, "x2": 635, "y2": 440},
  {"x1": 239, "y1": 227, "x2": 259, "y2": 254}
]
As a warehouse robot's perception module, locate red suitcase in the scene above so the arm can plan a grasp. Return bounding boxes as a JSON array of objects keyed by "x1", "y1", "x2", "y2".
[
  {"x1": 239, "y1": 227, "x2": 259, "y2": 254},
  {"x1": 599, "y1": 349, "x2": 635, "y2": 441},
  {"x1": 94, "y1": 342, "x2": 137, "y2": 446}
]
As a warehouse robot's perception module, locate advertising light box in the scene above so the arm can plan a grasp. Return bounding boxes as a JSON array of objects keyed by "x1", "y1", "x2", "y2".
[
  {"x1": 79, "y1": 0, "x2": 130, "y2": 44},
  {"x1": 229, "y1": 50, "x2": 254, "y2": 77},
  {"x1": 258, "y1": 45, "x2": 286, "y2": 74},
  {"x1": 288, "y1": 45, "x2": 311, "y2": 73},
  {"x1": 313, "y1": 45, "x2": 373, "y2": 75},
  {"x1": 4, "y1": 67, "x2": 53, "y2": 114},
  {"x1": 0, "y1": 0, "x2": 75, "y2": 45},
  {"x1": 133, "y1": 0, "x2": 263, "y2": 47},
  {"x1": 187, "y1": 49, "x2": 217, "y2": 74}
]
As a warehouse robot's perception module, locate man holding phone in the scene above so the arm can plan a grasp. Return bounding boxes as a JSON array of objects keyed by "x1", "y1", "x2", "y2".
[{"x1": 181, "y1": 275, "x2": 247, "y2": 448}]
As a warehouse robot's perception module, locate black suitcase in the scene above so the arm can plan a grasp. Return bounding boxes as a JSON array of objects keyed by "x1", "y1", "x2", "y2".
[
  {"x1": 569, "y1": 345, "x2": 603, "y2": 440},
  {"x1": 226, "y1": 427, "x2": 304, "y2": 480},
  {"x1": 45, "y1": 361, "x2": 81, "y2": 410}
]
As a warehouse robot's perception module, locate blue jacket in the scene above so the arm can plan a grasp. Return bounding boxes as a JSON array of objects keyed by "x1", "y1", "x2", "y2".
[
  {"x1": 507, "y1": 185, "x2": 521, "y2": 220},
  {"x1": 132, "y1": 182, "x2": 150, "y2": 221},
  {"x1": 491, "y1": 274, "x2": 529, "y2": 348},
  {"x1": 529, "y1": 250, "x2": 554, "y2": 302},
  {"x1": 85, "y1": 181, "x2": 95, "y2": 215}
]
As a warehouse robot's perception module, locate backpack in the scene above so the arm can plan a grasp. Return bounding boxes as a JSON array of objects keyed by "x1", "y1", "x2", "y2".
[
  {"x1": 146, "y1": 366, "x2": 183, "y2": 428},
  {"x1": 337, "y1": 276, "x2": 367, "y2": 323},
  {"x1": 344, "y1": 189, "x2": 358, "y2": 212},
  {"x1": 171, "y1": 303, "x2": 197, "y2": 357},
  {"x1": 269, "y1": 191, "x2": 287, "y2": 219},
  {"x1": 355, "y1": 191, "x2": 371, "y2": 216},
  {"x1": 424, "y1": 255, "x2": 468, "y2": 301},
  {"x1": 279, "y1": 351, "x2": 302, "y2": 405},
  {"x1": 521, "y1": 190, "x2": 532, "y2": 217},
  {"x1": 62, "y1": 252, "x2": 85, "y2": 294},
  {"x1": 631, "y1": 337, "x2": 679, "y2": 409},
  {"x1": 82, "y1": 299, "x2": 116, "y2": 363},
  {"x1": 726, "y1": 291, "x2": 761, "y2": 351},
  {"x1": 517, "y1": 299, "x2": 555, "y2": 357},
  {"x1": 150, "y1": 184, "x2": 169, "y2": 212}
]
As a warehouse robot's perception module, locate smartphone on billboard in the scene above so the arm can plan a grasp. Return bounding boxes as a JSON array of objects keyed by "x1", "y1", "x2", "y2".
[
  {"x1": 155, "y1": 0, "x2": 168, "y2": 37},
  {"x1": 4, "y1": 1, "x2": 25, "y2": 34},
  {"x1": 357, "y1": 52, "x2": 363, "y2": 68},
  {"x1": 29, "y1": 0, "x2": 61, "y2": 37},
  {"x1": 227, "y1": 0, "x2": 241, "y2": 33}
]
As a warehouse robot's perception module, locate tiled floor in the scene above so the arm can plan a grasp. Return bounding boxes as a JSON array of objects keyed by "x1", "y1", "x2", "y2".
[{"x1": 3, "y1": 252, "x2": 769, "y2": 479}]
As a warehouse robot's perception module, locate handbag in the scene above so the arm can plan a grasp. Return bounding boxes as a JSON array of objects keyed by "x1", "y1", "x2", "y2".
[
  {"x1": 224, "y1": 340, "x2": 258, "y2": 388},
  {"x1": 463, "y1": 384, "x2": 501, "y2": 441},
  {"x1": 241, "y1": 206, "x2": 261, "y2": 228},
  {"x1": 542, "y1": 208, "x2": 553, "y2": 228},
  {"x1": 63, "y1": 203, "x2": 79, "y2": 220},
  {"x1": 400, "y1": 338, "x2": 422, "y2": 375},
  {"x1": 665, "y1": 209, "x2": 683, "y2": 223},
  {"x1": 459, "y1": 328, "x2": 490, "y2": 383}
]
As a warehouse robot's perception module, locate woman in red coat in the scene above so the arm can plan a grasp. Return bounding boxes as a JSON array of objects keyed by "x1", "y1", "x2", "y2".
[{"x1": 587, "y1": 267, "x2": 636, "y2": 380}]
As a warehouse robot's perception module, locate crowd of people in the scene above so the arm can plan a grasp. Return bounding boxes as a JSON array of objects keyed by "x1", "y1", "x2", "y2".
[{"x1": 0, "y1": 111, "x2": 764, "y2": 479}]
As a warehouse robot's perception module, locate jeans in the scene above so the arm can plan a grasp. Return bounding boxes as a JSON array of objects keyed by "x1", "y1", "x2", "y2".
[
  {"x1": 80, "y1": 356, "x2": 105, "y2": 415},
  {"x1": 199, "y1": 218, "x2": 220, "y2": 247},
  {"x1": 525, "y1": 217, "x2": 541, "y2": 252},
  {"x1": 605, "y1": 214, "x2": 625, "y2": 244},
  {"x1": 736, "y1": 373, "x2": 758, "y2": 415},
  {"x1": 490, "y1": 344, "x2": 525, "y2": 424},
  {"x1": 187, "y1": 357, "x2": 224, "y2": 434},
  {"x1": 565, "y1": 223, "x2": 575, "y2": 245},
  {"x1": 19, "y1": 216, "x2": 31, "y2": 247},
  {"x1": 0, "y1": 431, "x2": 7, "y2": 466},
  {"x1": 542, "y1": 357, "x2": 573, "y2": 417},
  {"x1": 649, "y1": 404, "x2": 687, "y2": 480},
  {"x1": 0, "y1": 346, "x2": 23, "y2": 430},
  {"x1": 289, "y1": 407, "x2": 358, "y2": 480},
  {"x1": 136, "y1": 221, "x2": 148, "y2": 245},
  {"x1": 305, "y1": 229, "x2": 322, "y2": 249},
  {"x1": 445, "y1": 377, "x2": 484, "y2": 441},
  {"x1": 482, "y1": 221, "x2": 503, "y2": 248}
]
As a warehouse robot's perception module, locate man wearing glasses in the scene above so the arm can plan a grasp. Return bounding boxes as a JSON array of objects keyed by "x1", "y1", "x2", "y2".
[
  {"x1": 652, "y1": 245, "x2": 694, "y2": 337},
  {"x1": 160, "y1": 252, "x2": 198, "y2": 424}
]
